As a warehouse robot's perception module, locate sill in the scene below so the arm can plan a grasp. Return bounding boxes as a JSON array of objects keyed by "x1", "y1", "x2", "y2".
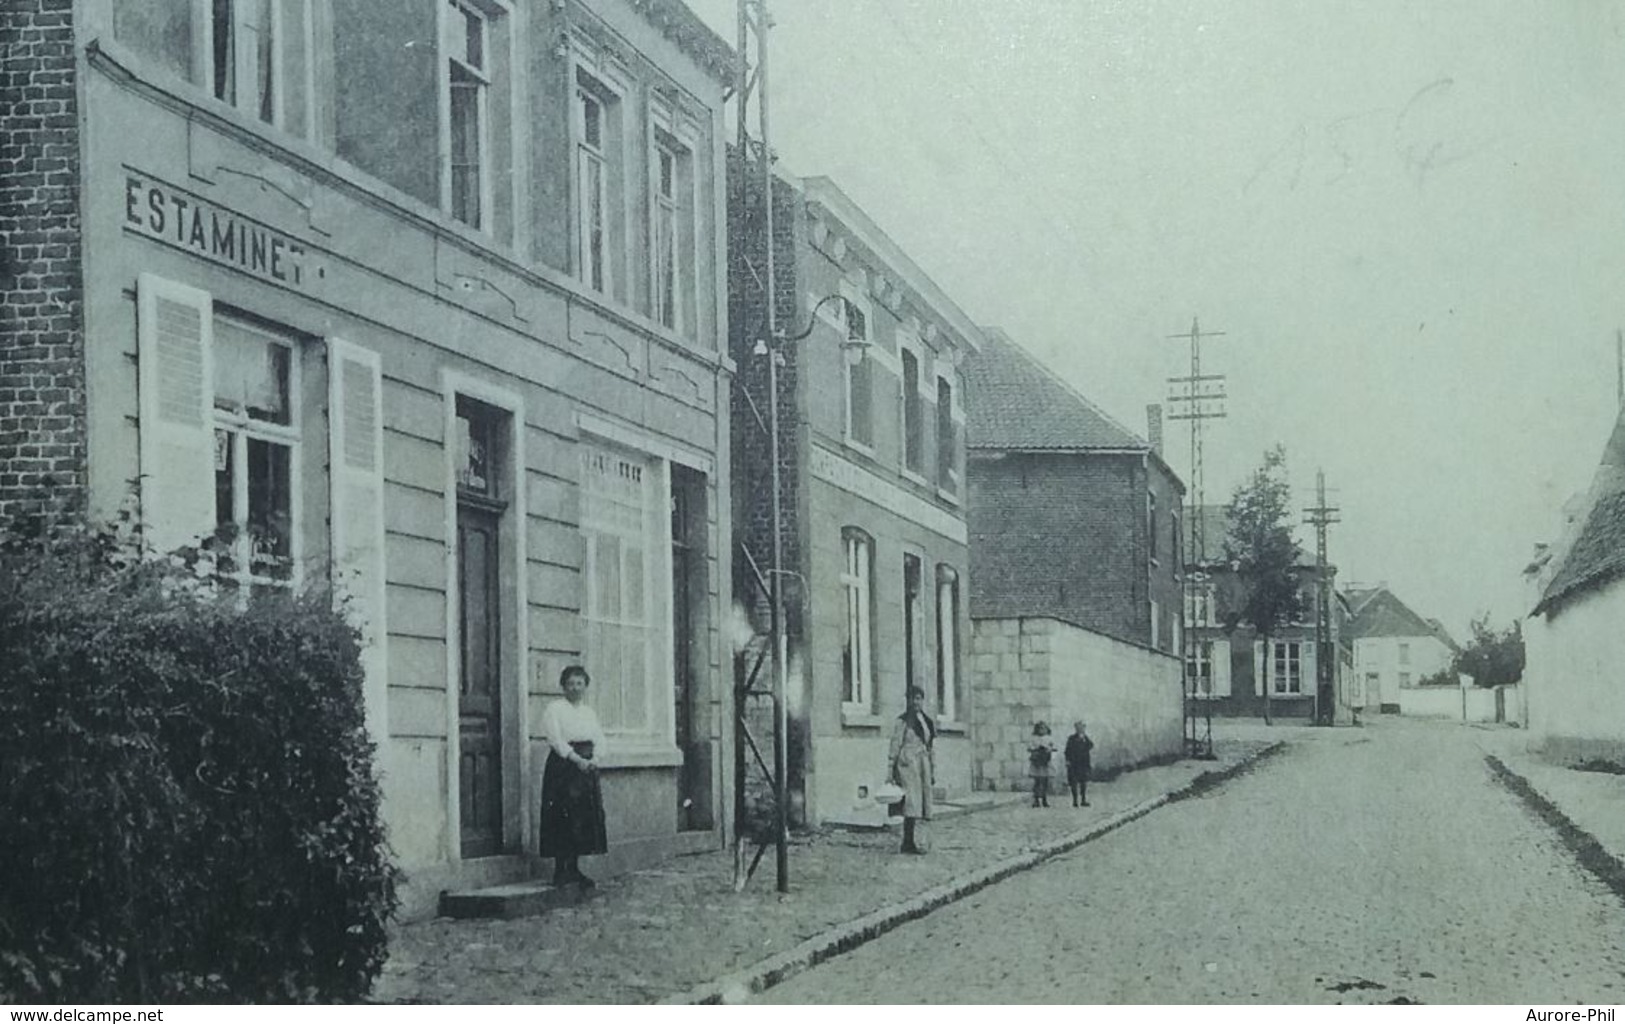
[
  {"x1": 936, "y1": 486, "x2": 961, "y2": 506},
  {"x1": 844, "y1": 437, "x2": 877, "y2": 458},
  {"x1": 596, "y1": 745, "x2": 685, "y2": 770},
  {"x1": 841, "y1": 707, "x2": 886, "y2": 729},
  {"x1": 902, "y1": 467, "x2": 930, "y2": 488},
  {"x1": 936, "y1": 719, "x2": 966, "y2": 735},
  {"x1": 1265, "y1": 693, "x2": 1312, "y2": 700}
]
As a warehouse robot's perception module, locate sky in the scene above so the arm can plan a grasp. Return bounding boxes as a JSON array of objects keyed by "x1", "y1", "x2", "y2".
[{"x1": 686, "y1": 0, "x2": 1625, "y2": 640}]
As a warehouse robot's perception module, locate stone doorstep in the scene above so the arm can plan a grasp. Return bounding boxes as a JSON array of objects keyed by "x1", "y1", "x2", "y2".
[{"x1": 438, "y1": 880, "x2": 596, "y2": 920}]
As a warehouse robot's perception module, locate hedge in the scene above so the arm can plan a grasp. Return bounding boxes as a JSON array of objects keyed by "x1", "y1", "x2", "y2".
[{"x1": 0, "y1": 511, "x2": 398, "y2": 1002}]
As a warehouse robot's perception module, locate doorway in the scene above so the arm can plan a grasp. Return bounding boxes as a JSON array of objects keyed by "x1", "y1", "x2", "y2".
[{"x1": 455, "y1": 398, "x2": 508, "y2": 859}]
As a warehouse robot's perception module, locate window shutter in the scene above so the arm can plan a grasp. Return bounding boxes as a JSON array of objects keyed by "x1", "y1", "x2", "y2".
[
  {"x1": 137, "y1": 273, "x2": 216, "y2": 554},
  {"x1": 1214, "y1": 640, "x2": 1232, "y2": 697},
  {"x1": 1303, "y1": 641, "x2": 1317, "y2": 695},
  {"x1": 1252, "y1": 640, "x2": 1265, "y2": 695},
  {"x1": 328, "y1": 339, "x2": 388, "y2": 742}
]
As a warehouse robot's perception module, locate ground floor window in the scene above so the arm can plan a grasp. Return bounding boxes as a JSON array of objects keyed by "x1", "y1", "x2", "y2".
[
  {"x1": 840, "y1": 528, "x2": 874, "y2": 709},
  {"x1": 936, "y1": 564, "x2": 960, "y2": 720},
  {"x1": 1187, "y1": 640, "x2": 1214, "y2": 696},
  {"x1": 580, "y1": 442, "x2": 670, "y2": 739},
  {"x1": 1269, "y1": 640, "x2": 1304, "y2": 695}
]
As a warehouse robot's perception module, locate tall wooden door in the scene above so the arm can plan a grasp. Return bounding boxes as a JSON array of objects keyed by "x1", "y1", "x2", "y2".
[{"x1": 458, "y1": 505, "x2": 502, "y2": 858}]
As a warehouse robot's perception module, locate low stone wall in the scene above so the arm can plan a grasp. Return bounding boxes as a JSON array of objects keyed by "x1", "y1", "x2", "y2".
[
  {"x1": 1400, "y1": 684, "x2": 1522, "y2": 724},
  {"x1": 969, "y1": 616, "x2": 1183, "y2": 791}
]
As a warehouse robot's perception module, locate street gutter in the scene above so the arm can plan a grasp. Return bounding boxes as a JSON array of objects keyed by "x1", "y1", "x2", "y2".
[
  {"x1": 663, "y1": 741, "x2": 1286, "y2": 1005},
  {"x1": 1485, "y1": 755, "x2": 1625, "y2": 908}
]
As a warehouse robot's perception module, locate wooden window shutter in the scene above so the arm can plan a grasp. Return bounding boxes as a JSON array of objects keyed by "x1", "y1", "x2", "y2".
[
  {"x1": 1214, "y1": 640, "x2": 1232, "y2": 697},
  {"x1": 328, "y1": 338, "x2": 388, "y2": 742},
  {"x1": 1302, "y1": 641, "x2": 1317, "y2": 694},
  {"x1": 1252, "y1": 640, "x2": 1265, "y2": 696},
  {"x1": 136, "y1": 273, "x2": 216, "y2": 554}
]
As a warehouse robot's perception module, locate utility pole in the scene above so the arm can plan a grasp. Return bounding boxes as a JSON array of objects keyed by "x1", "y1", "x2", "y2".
[
  {"x1": 1303, "y1": 471, "x2": 1341, "y2": 726},
  {"x1": 733, "y1": 0, "x2": 789, "y2": 894},
  {"x1": 1166, "y1": 318, "x2": 1227, "y2": 757}
]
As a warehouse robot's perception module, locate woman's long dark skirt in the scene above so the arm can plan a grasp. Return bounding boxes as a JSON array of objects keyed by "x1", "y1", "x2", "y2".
[{"x1": 538, "y1": 749, "x2": 608, "y2": 858}]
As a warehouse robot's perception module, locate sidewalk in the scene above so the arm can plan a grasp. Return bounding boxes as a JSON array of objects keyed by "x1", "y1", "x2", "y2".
[
  {"x1": 1471, "y1": 724, "x2": 1625, "y2": 901},
  {"x1": 372, "y1": 738, "x2": 1275, "y2": 1004}
]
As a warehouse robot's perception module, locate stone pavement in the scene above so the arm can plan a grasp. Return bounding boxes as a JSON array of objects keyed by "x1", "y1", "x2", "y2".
[{"x1": 371, "y1": 738, "x2": 1273, "y2": 1004}]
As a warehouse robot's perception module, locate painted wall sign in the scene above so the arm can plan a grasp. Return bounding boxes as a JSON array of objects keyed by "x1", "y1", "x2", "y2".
[
  {"x1": 122, "y1": 171, "x2": 325, "y2": 288},
  {"x1": 809, "y1": 444, "x2": 968, "y2": 545}
]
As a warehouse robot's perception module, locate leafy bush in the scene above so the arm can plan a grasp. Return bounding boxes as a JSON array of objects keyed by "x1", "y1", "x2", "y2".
[{"x1": 0, "y1": 508, "x2": 398, "y2": 1002}]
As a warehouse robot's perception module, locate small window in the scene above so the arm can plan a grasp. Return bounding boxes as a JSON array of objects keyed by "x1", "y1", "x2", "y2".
[{"x1": 1147, "y1": 491, "x2": 1158, "y2": 561}]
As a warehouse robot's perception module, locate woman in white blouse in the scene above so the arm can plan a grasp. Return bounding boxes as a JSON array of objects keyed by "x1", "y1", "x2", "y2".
[{"x1": 538, "y1": 665, "x2": 608, "y2": 887}]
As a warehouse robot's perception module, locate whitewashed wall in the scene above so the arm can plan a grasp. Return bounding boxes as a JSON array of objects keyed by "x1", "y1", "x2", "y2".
[{"x1": 1525, "y1": 580, "x2": 1625, "y2": 761}]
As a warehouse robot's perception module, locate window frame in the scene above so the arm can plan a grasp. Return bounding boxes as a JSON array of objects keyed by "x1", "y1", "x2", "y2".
[
  {"x1": 440, "y1": 0, "x2": 495, "y2": 233},
  {"x1": 898, "y1": 331, "x2": 926, "y2": 481},
  {"x1": 1147, "y1": 490, "x2": 1158, "y2": 563},
  {"x1": 840, "y1": 527, "x2": 876, "y2": 712},
  {"x1": 578, "y1": 440, "x2": 676, "y2": 746},
  {"x1": 649, "y1": 102, "x2": 700, "y2": 337},
  {"x1": 211, "y1": 311, "x2": 304, "y2": 595},
  {"x1": 934, "y1": 368, "x2": 961, "y2": 500},
  {"x1": 570, "y1": 47, "x2": 631, "y2": 300},
  {"x1": 936, "y1": 564, "x2": 961, "y2": 722},
  {"x1": 1187, "y1": 639, "x2": 1214, "y2": 697},
  {"x1": 199, "y1": 0, "x2": 292, "y2": 128},
  {"x1": 840, "y1": 285, "x2": 876, "y2": 455},
  {"x1": 1269, "y1": 639, "x2": 1305, "y2": 695}
]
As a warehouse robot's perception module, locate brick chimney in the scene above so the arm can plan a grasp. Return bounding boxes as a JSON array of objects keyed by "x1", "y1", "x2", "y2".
[{"x1": 1146, "y1": 404, "x2": 1164, "y2": 457}]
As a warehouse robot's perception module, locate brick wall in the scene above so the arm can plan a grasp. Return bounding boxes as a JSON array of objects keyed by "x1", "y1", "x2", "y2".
[
  {"x1": 0, "y1": 0, "x2": 85, "y2": 521},
  {"x1": 968, "y1": 451, "x2": 1149, "y2": 645}
]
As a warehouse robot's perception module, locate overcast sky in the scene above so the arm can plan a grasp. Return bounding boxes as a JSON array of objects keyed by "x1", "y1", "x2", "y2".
[{"x1": 687, "y1": 0, "x2": 1625, "y2": 640}]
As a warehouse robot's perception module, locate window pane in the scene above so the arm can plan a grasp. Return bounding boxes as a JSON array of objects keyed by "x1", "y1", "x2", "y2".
[
  {"x1": 623, "y1": 623, "x2": 647, "y2": 730},
  {"x1": 212, "y1": 0, "x2": 234, "y2": 102},
  {"x1": 580, "y1": 152, "x2": 605, "y2": 290},
  {"x1": 214, "y1": 318, "x2": 291, "y2": 425},
  {"x1": 246, "y1": 437, "x2": 292, "y2": 580},
  {"x1": 580, "y1": 91, "x2": 602, "y2": 149},
  {"x1": 450, "y1": 68, "x2": 482, "y2": 227},
  {"x1": 461, "y1": 4, "x2": 483, "y2": 69},
  {"x1": 656, "y1": 204, "x2": 676, "y2": 328},
  {"x1": 594, "y1": 533, "x2": 621, "y2": 620}
]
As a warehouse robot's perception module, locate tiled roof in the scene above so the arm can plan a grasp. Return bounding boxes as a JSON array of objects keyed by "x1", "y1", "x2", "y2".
[
  {"x1": 962, "y1": 328, "x2": 1147, "y2": 452},
  {"x1": 1344, "y1": 587, "x2": 1457, "y2": 649},
  {"x1": 1536, "y1": 409, "x2": 1625, "y2": 614}
]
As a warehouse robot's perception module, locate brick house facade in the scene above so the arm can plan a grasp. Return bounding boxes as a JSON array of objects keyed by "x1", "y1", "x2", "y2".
[
  {"x1": 1, "y1": 0, "x2": 738, "y2": 918},
  {"x1": 0, "y1": 0, "x2": 86, "y2": 518},
  {"x1": 964, "y1": 328, "x2": 1186, "y2": 654},
  {"x1": 729, "y1": 169, "x2": 981, "y2": 826}
]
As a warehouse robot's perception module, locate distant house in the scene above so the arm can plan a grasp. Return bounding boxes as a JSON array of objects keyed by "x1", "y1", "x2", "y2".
[
  {"x1": 1343, "y1": 586, "x2": 1459, "y2": 714},
  {"x1": 961, "y1": 328, "x2": 1184, "y2": 786},
  {"x1": 1524, "y1": 408, "x2": 1625, "y2": 763},
  {"x1": 1182, "y1": 507, "x2": 1351, "y2": 722}
]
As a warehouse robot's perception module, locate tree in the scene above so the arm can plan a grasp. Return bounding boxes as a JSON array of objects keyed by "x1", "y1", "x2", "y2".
[
  {"x1": 1223, "y1": 446, "x2": 1306, "y2": 725},
  {"x1": 1454, "y1": 615, "x2": 1525, "y2": 688}
]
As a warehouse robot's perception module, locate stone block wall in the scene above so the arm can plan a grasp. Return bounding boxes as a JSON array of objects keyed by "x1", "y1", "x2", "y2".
[
  {"x1": 971, "y1": 616, "x2": 1183, "y2": 790},
  {"x1": 0, "y1": 0, "x2": 85, "y2": 519}
]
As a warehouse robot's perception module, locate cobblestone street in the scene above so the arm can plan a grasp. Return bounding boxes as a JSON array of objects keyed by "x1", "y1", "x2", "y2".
[
  {"x1": 761, "y1": 720, "x2": 1625, "y2": 1004},
  {"x1": 372, "y1": 740, "x2": 1267, "y2": 1003}
]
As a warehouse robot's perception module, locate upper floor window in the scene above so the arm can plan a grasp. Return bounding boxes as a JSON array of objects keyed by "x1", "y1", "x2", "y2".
[
  {"x1": 209, "y1": 0, "x2": 278, "y2": 124},
  {"x1": 574, "y1": 65, "x2": 625, "y2": 297},
  {"x1": 1186, "y1": 581, "x2": 1215, "y2": 627},
  {"x1": 901, "y1": 348, "x2": 923, "y2": 475},
  {"x1": 1398, "y1": 642, "x2": 1411, "y2": 665},
  {"x1": 445, "y1": 0, "x2": 491, "y2": 230},
  {"x1": 1147, "y1": 491, "x2": 1159, "y2": 561},
  {"x1": 842, "y1": 296, "x2": 874, "y2": 451},
  {"x1": 936, "y1": 374, "x2": 958, "y2": 494},
  {"x1": 651, "y1": 113, "x2": 697, "y2": 336}
]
